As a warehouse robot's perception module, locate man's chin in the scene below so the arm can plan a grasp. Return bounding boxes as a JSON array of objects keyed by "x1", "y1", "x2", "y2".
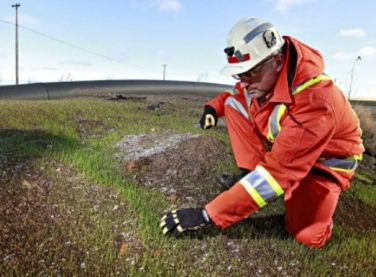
[{"x1": 248, "y1": 91, "x2": 263, "y2": 99}]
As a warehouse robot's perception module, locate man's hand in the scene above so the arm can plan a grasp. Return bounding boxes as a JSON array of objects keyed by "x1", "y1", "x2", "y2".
[
  {"x1": 199, "y1": 106, "x2": 218, "y2": 129},
  {"x1": 160, "y1": 208, "x2": 210, "y2": 237}
]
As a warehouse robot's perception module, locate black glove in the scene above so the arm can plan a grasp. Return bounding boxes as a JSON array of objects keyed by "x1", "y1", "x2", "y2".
[
  {"x1": 160, "y1": 208, "x2": 211, "y2": 237},
  {"x1": 199, "y1": 106, "x2": 218, "y2": 129}
]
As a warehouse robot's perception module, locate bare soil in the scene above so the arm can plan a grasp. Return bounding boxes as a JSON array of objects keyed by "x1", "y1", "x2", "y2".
[{"x1": 122, "y1": 134, "x2": 232, "y2": 205}]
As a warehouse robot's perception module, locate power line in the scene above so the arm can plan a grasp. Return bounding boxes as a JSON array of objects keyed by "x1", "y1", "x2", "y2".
[{"x1": 0, "y1": 19, "x2": 161, "y2": 73}]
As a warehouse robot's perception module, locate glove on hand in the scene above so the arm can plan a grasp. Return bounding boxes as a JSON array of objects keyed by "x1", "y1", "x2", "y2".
[
  {"x1": 160, "y1": 208, "x2": 210, "y2": 237},
  {"x1": 199, "y1": 106, "x2": 218, "y2": 129}
]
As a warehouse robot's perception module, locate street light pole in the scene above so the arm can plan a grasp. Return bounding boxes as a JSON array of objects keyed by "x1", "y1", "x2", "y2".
[
  {"x1": 163, "y1": 64, "x2": 166, "y2": 80},
  {"x1": 12, "y1": 3, "x2": 21, "y2": 85},
  {"x1": 348, "y1": 56, "x2": 361, "y2": 99}
]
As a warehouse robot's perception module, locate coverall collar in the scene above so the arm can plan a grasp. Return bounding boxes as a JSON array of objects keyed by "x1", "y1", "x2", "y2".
[{"x1": 267, "y1": 36, "x2": 325, "y2": 104}]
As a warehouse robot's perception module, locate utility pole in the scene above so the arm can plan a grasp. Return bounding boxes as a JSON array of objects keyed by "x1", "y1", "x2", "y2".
[
  {"x1": 163, "y1": 64, "x2": 166, "y2": 80},
  {"x1": 12, "y1": 3, "x2": 21, "y2": 85}
]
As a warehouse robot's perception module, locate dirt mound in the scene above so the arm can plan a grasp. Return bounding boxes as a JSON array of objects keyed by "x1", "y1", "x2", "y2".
[{"x1": 123, "y1": 135, "x2": 232, "y2": 205}]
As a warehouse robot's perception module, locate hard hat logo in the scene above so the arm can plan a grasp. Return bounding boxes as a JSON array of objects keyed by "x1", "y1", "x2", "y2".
[
  {"x1": 220, "y1": 16, "x2": 285, "y2": 76},
  {"x1": 263, "y1": 30, "x2": 277, "y2": 48}
]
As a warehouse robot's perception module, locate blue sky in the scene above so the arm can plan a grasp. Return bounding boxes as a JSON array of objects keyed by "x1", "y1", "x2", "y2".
[{"x1": 1, "y1": 0, "x2": 375, "y2": 99}]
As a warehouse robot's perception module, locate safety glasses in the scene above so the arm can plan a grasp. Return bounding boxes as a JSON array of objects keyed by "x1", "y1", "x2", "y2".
[{"x1": 233, "y1": 55, "x2": 276, "y2": 80}]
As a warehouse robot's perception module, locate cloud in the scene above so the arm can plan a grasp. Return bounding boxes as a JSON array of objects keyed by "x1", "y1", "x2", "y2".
[
  {"x1": 338, "y1": 28, "x2": 367, "y2": 39},
  {"x1": 156, "y1": 0, "x2": 183, "y2": 12},
  {"x1": 275, "y1": 0, "x2": 314, "y2": 13},
  {"x1": 332, "y1": 46, "x2": 376, "y2": 62},
  {"x1": 0, "y1": 52, "x2": 7, "y2": 60},
  {"x1": 359, "y1": 46, "x2": 376, "y2": 57}
]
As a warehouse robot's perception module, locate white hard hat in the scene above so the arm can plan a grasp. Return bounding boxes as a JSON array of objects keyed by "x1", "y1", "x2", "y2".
[{"x1": 220, "y1": 16, "x2": 285, "y2": 76}]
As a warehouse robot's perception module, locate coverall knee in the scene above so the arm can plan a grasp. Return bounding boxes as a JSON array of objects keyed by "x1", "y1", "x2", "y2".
[{"x1": 284, "y1": 173, "x2": 341, "y2": 248}]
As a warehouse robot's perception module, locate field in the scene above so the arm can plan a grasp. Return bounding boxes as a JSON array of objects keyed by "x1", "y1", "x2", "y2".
[{"x1": 1, "y1": 93, "x2": 376, "y2": 277}]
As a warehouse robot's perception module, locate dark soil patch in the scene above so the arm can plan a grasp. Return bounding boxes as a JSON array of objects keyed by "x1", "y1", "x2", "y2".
[
  {"x1": 125, "y1": 135, "x2": 233, "y2": 206},
  {"x1": 0, "y1": 160, "x2": 133, "y2": 275},
  {"x1": 335, "y1": 195, "x2": 376, "y2": 234},
  {"x1": 96, "y1": 93, "x2": 212, "y2": 108}
]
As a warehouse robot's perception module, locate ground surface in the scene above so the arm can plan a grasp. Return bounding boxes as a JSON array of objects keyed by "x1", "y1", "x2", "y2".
[{"x1": 1, "y1": 93, "x2": 376, "y2": 276}]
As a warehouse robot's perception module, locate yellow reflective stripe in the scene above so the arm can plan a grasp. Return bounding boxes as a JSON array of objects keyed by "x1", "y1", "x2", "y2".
[
  {"x1": 276, "y1": 105, "x2": 287, "y2": 132},
  {"x1": 255, "y1": 165, "x2": 284, "y2": 196},
  {"x1": 330, "y1": 167, "x2": 353, "y2": 173},
  {"x1": 267, "y1": 104, "x2": 287, "y2": 142},
  {"x1": 291, "y1": 74, "x2": 331, "y2": 95},
  {"x1": 240, "y1": 179, "x2": 267, "y2": 207},
  {"x1": 240, "y1": 166, "x2": 284, "y2": 208},
  {"x1": 329, "y1": 159, "x2": 359, "y2": 173},
  {"x1": 318, "y1": 154, "x2": 362, "y2": 173},
  {"x1": 329, "y1": 165, "x2": 358, "y2": 173},
  {"x1": 351, "y1": 154, "x2": 363, "y2": 160},
  {"x1": 266, "y1": 129, "x2": 273, "y2": 142},
  {"x1": 267, "y1": 74, "x2": 332, "y2": 142}
]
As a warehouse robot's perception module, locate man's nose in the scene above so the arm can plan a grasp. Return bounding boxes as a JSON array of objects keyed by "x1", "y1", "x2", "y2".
[{"x1": 240, "y1": 81, "x2": 251, "y2": 88}]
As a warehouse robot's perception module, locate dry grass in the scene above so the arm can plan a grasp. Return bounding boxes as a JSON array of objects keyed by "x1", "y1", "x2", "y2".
[{"x1": 353, "y1": 105, "x2": 376, "y2": 155}]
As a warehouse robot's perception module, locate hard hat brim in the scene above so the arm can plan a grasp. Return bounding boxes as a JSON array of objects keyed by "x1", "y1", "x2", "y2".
[{"x1": 220, "y1": 59, "x2": 262, "y2": 76}]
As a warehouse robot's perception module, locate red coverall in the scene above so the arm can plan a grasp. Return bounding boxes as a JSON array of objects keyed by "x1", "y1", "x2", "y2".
[{"x1": 204, "y1": 36, "x2": 364, "y2": 248}]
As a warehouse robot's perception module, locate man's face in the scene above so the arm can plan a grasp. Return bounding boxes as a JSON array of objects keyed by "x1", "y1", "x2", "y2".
[{"x1": 236, "y1": 53, "x2": 284, "y2": 100}]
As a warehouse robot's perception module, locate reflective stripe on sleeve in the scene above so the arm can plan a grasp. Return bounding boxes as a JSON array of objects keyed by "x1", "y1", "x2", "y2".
[
  {"x1": 318, "y1": 154, "x2": 362, "y2": 173},
  {"x1": 239, "y1": 165, "x2": 284, "y2": 208},
  {"x1": 224, "y1": 97, "x2": 250, "y2": 120},
  {"x1": 225, "y1": 85, "x2": 244, "y2": 95},
  {"x1": 267, "y1": 104, "x2": 287, "y2": 142},
  {"x1": 290, "y1": 74, "x2": 331, "y2": 95}
]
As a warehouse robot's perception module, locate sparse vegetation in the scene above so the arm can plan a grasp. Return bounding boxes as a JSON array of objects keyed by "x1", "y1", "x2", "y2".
[
  {"x1": 0, "y1": 95, "x2": 375, "y2": 277},
  {"x1": 353, "y1": 105, "x2": 376, "y2": 156}
]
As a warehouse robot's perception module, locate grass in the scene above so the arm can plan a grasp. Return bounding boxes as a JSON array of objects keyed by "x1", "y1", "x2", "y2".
[{"x1": 0, "y1": 96, "x2": 376, "y2": 277}]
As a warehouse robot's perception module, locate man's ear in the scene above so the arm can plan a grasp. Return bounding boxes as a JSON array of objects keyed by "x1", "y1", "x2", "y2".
[{"x1": 274, "y1": 54, "x2": 285, "y2": 72}]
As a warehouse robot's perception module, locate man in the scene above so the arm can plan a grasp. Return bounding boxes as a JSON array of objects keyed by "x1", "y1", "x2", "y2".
[{"x1": 160, "y1": 16, "x2": 364, "y2": 248}]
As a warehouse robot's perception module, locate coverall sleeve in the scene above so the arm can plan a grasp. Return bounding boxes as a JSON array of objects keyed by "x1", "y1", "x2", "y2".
[
  {"x1": 205, "y1": 83, "x2": 243, "y2": 118},
  {"x1": 205, "y1": 96, "x2": 337, "y2": 229}
]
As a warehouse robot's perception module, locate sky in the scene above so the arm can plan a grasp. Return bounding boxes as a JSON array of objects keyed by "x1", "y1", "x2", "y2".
[{"x1": 0, "y1": 0, "x2": 375, "y2": 99}]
